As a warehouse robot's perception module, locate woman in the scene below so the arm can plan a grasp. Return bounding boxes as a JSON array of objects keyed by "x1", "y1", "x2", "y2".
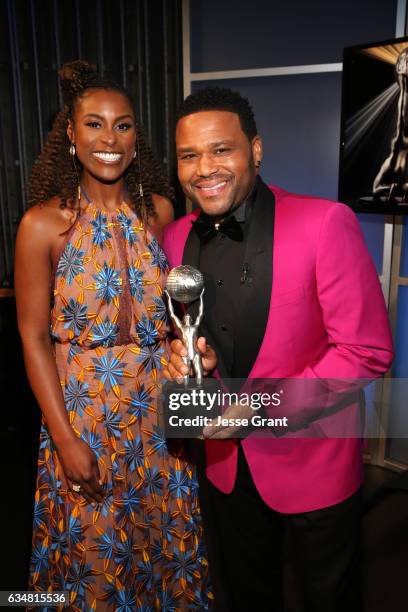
[{"x1": 15, "y1": 61, "x2": 211, "y2": 611}]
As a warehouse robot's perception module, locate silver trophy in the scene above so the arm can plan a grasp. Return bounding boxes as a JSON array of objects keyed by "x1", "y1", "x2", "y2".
[{"x1": 165, "y1": 265, "x2": 205, "y2": 386}]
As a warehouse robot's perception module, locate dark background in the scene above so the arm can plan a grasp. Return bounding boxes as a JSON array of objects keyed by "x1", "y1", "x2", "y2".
[
  {"x1": 0, "y1": 0, "x2": 183, "y2": 589},
  {"x1": 0, "y1": 0, "x2": 184, "y2": 291}
]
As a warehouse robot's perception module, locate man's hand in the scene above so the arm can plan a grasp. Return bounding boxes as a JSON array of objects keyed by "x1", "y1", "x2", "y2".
[
  {"x1": 202, "y1": 402, "x2": 254, "y2": 439},
  {"x1": 163, "y1": 336, "x2": 217, "y2": 381}
]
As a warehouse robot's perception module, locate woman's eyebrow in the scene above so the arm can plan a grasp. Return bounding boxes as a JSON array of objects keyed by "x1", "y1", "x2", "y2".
[{"x1": 82, "y1": 113, "x2": 134, "y2": 121}]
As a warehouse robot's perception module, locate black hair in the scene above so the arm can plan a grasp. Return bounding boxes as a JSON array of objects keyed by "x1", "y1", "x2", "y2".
[{"x1": 176, "y1": 87, "x2": 258, "y2": 140}]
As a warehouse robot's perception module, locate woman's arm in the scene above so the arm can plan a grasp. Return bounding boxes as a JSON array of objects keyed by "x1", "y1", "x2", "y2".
[{"x1": 14, "y1": 205, "x2": 104, "y2": 504}]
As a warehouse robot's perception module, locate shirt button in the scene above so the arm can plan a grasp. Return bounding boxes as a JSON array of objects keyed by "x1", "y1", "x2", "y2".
[
  {"x1": 221, "y1": 325, "x2": 228, "y2": 331},
  {"x1": 217, "y1": 279, "x2": 223, "y2": 286}
]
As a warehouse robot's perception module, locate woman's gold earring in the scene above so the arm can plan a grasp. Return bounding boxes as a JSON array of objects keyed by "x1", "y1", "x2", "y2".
[{"x1": 69, "y1": 142, "x2": 81, "y2": 206}]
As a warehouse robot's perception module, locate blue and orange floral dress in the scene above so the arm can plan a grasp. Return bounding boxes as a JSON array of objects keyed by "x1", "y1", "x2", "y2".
[{"x1": 29, "y1": 201, "x2": 211, "y2": 611}]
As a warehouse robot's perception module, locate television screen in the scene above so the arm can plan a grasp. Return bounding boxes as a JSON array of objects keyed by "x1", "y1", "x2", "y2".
[{"x1": 339, "y1": 36, "x2": 408, "y2": 214}]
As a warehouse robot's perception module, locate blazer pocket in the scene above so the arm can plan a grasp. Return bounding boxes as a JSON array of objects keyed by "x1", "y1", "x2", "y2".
[{"x1": 270, "y1": 285, "x2": 306, "y2": 308}]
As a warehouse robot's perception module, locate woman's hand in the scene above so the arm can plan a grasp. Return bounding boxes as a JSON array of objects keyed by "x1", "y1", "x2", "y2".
[
  {"x1": 163, "y1": 336, "x2": 217, "y2": 381},
  {"x1": 56, "y1": 437, "x2": 105, "y2": 505}
]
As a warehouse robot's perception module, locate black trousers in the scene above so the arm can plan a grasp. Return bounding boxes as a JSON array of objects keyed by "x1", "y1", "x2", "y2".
[{"x1": 198, "y1": 444, "x2": 362, "y2": 612}]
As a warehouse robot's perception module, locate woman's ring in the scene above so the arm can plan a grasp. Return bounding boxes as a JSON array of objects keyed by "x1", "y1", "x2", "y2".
[{"x1": 72, "y1": 483, "x2": 81, "y2": 493}]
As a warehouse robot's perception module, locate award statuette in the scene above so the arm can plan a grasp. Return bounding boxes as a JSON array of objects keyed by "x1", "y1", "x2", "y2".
[
  {"x1": 162, "y1": 265, "x2": 221, "y2": 437},
  {"x1": 165, "y1": 265, "x2": 205, "y2": 386}
]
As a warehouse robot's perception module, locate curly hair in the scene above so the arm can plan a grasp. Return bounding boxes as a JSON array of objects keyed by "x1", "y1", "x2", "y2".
[
  {"x1": 28, "y1": 60, "x2": 173, "y2": 220},
  {"x1": 176, "y1": 87, "x2": 258, "y2": 141}
]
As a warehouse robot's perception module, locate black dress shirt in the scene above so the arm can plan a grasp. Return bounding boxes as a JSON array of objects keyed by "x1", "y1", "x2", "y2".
[{"x1": 198, "y1": 188, "x2": 256, "y2": 376}]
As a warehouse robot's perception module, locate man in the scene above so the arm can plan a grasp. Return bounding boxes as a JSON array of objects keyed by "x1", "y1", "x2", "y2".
[{"x1": 162, "y1": 87, "x2": 393, "y2": 611}]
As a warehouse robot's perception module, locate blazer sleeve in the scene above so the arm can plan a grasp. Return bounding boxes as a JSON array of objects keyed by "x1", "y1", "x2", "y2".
[
  {"x1": 300, "y1": 202, "x2": 394, "y2": 378},
  {"x1": 260, "y1": 203, "x2": 394, "y2": 435}
]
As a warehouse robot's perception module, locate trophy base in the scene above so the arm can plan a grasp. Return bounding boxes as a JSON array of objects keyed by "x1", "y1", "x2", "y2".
[{"x1": 161, "y1": 377, "x2": 221, "y2": 439}]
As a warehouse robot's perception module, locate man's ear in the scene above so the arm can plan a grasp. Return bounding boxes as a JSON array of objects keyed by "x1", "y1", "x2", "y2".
[
  {"x1": 252, "y1": 135, "x2": 263, "y2": 169},
  {"x1": 67, "y1": 119, "x2": 74, "y2": 143}
]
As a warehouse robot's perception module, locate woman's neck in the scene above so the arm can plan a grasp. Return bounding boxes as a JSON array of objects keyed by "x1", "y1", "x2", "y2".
[{"x1": 80, "y1": 174, "x2": 126, "y2": 211}]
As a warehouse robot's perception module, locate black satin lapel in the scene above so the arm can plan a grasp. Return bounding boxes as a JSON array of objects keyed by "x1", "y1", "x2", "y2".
[
  {"x1": 232, "y1": 179, "x2": 275, "y2": 378},
  {"x1": 182, "y1": 224, "x2": 230, "y2": 379}
]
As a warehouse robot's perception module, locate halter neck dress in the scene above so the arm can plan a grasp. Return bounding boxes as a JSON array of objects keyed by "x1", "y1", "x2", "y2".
[{"x1": 29, "y1": 200, "x2": 211, "y2": 611}]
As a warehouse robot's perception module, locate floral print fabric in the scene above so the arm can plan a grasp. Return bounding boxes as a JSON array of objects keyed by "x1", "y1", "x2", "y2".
[{"x1": 29, "y1": 202, "x2": 211, "y2": 611}]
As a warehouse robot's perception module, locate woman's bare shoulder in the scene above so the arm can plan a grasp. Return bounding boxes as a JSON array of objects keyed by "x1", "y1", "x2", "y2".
[{"x1": 19, "y1": 197, "x2": 76, "y2": 235}]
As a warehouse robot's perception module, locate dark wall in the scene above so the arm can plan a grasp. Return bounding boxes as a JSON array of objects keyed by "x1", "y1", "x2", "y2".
[
  {"x1": 190, "y1": 0, "x2": 398, "y2": 71},
  {"x1": 0, "y1": 0, "x2": 183, "y2": 289},
  {"x1": 0, "y1": 1, "x2": 184, "y2": 588}
]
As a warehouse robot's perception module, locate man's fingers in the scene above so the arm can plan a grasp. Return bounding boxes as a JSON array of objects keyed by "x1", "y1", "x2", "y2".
[
  {"x1": 203, "y1": 427, "x2": 228, "y2": 439},
  {"x1": 169, "y1": 354, "x2": 189, "y2": 375},
  {"x1": 167, "y1": 336, "x2": 214, "y2": 380},
  {"x1": 195, "y1": 339, "x2": 217, "y2": 374},
  {"x1": 164, "y1": 367, "x2": 181, "y2": 382},
  {"x1": 202, "y1": 420, "x2": 224, "y2": 438},
  {"x1": 203, "y1": 410, "x2": 244, "y2": 439},
  {"x1": 170, "y1": 338, "x2": 187, "y2": 356},
  {"x1": 166, "y1": 349, "x2": 189, "y2": 380},
  {"x1": 204, "y1": 426, "x2": 240, "y2": 440},
  {"x1": 196, "y1": 336, "x2": 207, "y2": 354},
  {"x1": 168, "y1": 365, "x2": 186, "y2": 383},
  {"x1": 168, "y1": 359, "x2": 189, "y2": 380}
]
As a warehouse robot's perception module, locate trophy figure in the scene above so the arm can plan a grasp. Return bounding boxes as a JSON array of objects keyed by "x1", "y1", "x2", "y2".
[
  {"x1": 165, "y1": 265, "x2": 205, "y2": 386},
  {"x1": 373, "y1": 47, "x2": 408, "y2": 202}
]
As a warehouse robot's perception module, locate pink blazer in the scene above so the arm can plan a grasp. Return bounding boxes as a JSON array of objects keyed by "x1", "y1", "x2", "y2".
[{"x1": 162, "y1": 185, "x2": 393, "y2": 513}]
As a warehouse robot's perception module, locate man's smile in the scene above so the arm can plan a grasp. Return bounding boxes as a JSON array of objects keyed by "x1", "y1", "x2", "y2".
[{"x1": 194, "y1": 180, "x2": 229, "y2": 196}]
